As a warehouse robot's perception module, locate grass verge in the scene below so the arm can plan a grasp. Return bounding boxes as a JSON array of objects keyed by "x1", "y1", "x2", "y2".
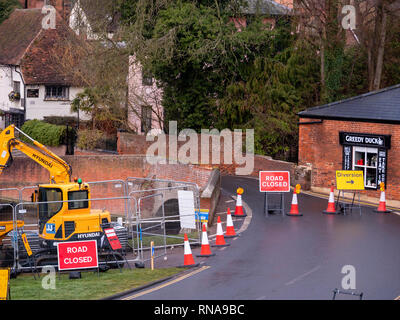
[
  {"x1": 10, "y1": 267, "x2": 183, "y2": 300},
  {"x1": 130, "y1": 231, "x2": 200, "y2": 248}
]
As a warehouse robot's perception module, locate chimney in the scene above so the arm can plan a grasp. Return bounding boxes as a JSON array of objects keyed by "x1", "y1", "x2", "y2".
[{"x1": 25, "y1": 0, "x2": 72, "y2": 22}]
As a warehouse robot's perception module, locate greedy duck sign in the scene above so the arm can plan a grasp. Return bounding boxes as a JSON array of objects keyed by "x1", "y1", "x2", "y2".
[{"x1": 339, "y1": 132, "x2": 391, "y2": 148}]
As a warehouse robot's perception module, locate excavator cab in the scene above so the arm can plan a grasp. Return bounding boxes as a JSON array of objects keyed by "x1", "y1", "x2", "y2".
[
  {"x1": 35, "y1": 182, "x2": 111, "y2": 249},
  {"x1": 0, "y1": 125, "x2": 127, "y2": 268}
]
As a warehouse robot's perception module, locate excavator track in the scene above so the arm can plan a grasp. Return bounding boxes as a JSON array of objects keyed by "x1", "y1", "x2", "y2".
[{"x1": 0, "y1": 226, "x2": 129, "y2": 271}]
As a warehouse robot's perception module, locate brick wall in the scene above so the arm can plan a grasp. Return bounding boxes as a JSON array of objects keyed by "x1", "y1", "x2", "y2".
[
  {"x1": 117, "y1": 132, "x2": 303, "y2": 184},
  {"x1": 0, "y1": 155, "x2": 215, "y2": 215},
  {"x1": 299, "y1": 118, "x2": 400, "y2": 202}
]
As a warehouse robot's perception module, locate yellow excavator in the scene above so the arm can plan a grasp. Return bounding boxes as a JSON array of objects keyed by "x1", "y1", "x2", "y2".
[{"x1": 0, "y1": 124, "x2": 127, "y2": 269}]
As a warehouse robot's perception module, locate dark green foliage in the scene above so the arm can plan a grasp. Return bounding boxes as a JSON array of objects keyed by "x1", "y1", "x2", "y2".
[
  {"x1": 20, "y1": 120, "x2": 75, "y2": 147},
  {"x1": 0, "y1": 0, "x2": 21, "y2": 24},
  {"x1": 113, "y1": 1, "x2": 400, "y2": 161},
  {"x1": 216, "y1": 40, "x2": 320, "y2": 161},
  {"x1": 43, "y1": 116, "x2": 79, "y2": 127}
]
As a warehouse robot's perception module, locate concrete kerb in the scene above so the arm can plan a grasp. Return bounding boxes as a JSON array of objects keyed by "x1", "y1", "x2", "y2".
[{"x1": 300, "y1": 188, "x2": 400, "y2": 214}]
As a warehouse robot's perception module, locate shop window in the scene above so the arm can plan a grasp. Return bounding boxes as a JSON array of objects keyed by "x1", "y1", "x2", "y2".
[
  {"x1": 340, "y1": 132, "x2": 389, "y2": 190},
  {"x1": 353, "y1": 147, "x2": 378, "y2": 189}
]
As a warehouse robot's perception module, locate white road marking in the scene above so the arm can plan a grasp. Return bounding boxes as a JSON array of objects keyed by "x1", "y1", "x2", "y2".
[
  {"x1": 122, "y1": 266, "x2": 210, "y2": 300},
  {"x1": 285, "y1": 266, "x2": 321, "y2": 286}
]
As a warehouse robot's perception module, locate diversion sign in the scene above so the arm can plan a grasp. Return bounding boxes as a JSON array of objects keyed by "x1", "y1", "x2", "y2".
[{"x1": 336, "y1": 170, "x2": 365, "y2": 190}]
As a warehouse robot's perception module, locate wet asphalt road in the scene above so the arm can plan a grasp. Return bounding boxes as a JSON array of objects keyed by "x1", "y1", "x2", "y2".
[{"x1": 126, "y1": 175, "x2": 400, "y2": 300}]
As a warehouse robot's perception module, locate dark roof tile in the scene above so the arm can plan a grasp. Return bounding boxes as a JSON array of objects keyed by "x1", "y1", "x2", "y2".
[
  {"x1": 298, "y1": 84, "x2": 400, "y2": 124},
  {"x1": 0, "y1": 9, "x2": 43, "y2": 65},
  {"x1": 0, "y1": 8, "x2": 84, "y2": 86}
]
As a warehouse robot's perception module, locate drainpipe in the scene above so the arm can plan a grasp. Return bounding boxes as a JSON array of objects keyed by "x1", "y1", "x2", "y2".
[{"x1": 14, "y1": 66, "x2": 26, "y2": 123}]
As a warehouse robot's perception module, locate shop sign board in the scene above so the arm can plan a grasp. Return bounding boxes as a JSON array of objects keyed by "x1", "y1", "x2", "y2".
[
  {"x1": 339, "y1": 132, "x2": 391, "y2": 149},
  {"x1": 336, "y1": 170, "x2": 365, "y2": 190},
  {"x1": 259, "y1": 171, "x2": 291, "y2": 192},
  {"x1": 57, "y1": 240, "x2": 98, "y2": 271}
]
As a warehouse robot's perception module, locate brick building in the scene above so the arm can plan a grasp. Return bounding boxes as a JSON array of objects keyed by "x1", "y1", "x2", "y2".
[
  {"x1": 0, "y1": 8, "x2": 85, "y2": 129},
  {"x1": 298, "y1": 84, "x2": 400, "y2": 206},
  {"x1": 18, "y1": 0, "x2": 72, "y2": 21}
]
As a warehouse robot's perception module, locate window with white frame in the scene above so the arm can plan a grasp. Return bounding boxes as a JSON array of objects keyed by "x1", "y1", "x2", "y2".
[
  {"x1": 45, "y1": 86, "x2": 69, "y2": 100},
  {"x1": 352, "y1": 146, "x2": 378, "y2": 189}
]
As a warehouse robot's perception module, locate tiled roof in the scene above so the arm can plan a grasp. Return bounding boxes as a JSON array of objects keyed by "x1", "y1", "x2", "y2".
[
  {"x1": 21, "y1": 21, "x2": 82, "y2": 85},
  {"x1": 298, "y1": 84, "x2": 400, "y2": 124},
  {"x1": 0, "y1": 8, "x2": 83, "y2": 86},
  {"x1": 0, "y1": 9, "x2": 43, "y2": 65},
  {"x1": 243, "y1": 0, "x2": 292, "y2": 15}
]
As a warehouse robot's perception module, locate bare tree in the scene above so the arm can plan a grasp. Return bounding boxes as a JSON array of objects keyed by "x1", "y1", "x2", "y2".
[
  {"x1": 353, "y1": 0, "x2": 400, "y2": 90},
  {"x1": 295, "y1": 0, "x2": 400, "y2": 93}
]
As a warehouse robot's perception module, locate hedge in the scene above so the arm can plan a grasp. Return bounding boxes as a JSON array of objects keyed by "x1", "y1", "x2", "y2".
[{"x1": 20, "y1": 120, "x2": 73, "y2": 147}]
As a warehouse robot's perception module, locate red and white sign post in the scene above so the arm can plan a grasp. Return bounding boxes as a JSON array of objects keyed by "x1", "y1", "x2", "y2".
[
  {"x1": 259, "y1": 171, "x2": 291, "y2": 193},
  {"x1": 57, "y1": 240, "x2": 99, "y2": 271},
  {"x1": 259, "y1": 171, "x2": 291, "y2": 216},
  {"x1": 104, "y1": 227, "x2": 122, "y2": 250}
]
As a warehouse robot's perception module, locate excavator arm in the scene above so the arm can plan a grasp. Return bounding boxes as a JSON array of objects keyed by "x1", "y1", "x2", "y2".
[{"x1": 0, "y1": 125, "x2": 71, "y2": 184}]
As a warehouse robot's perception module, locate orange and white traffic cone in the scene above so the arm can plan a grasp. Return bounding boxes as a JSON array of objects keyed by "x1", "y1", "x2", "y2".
[
  {"x1": 374, "y1": 187, "x2": 392, "y2": 213},
  {"x1": 286, "y1": 190, "x2": 303, "y2": 216},
  {"x1": 196, "y1": 224, "x2": 215, "y2": 257},
  {"x1": 225, "y1": 208, "x2": 238, "y2": 238},
  {"x1": 178, "y1": 233, "x2": 199, "y2": 268},
  {"x1": 232, "y1": 187, "x2": 247, "y2": 217},
  {"x1": 322, "y1": 186, "x2": 340, "y2": 214},
  {"x1": 212, "y1": 216, "x2": 230, "y2": 247}
]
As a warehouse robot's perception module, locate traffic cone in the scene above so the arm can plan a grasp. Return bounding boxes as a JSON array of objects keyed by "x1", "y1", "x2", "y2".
[
  {"x1": 374, "y1": 189, "x2": 392, "y2": 213},
  {"x1": 225, "y1": 208, "x2": 238, "y2": 238},
  {"x1": 178, "y1": 233, "x2": 199, "y2": 268},
  {"x1": 212, "y1": 216, "x2": 230, "y2": 247},
  {"x1": 196, "y1": 224, "x2": 215, "y2": 257},
  {"x1": 232, "y1": 187, "x2": 247, "y2": 217},
  {"x1": 286, "y1": 190, "x2": 303, "y2": 216},
  {"x1": 322, "y1": 186, "x2": 340, "y2": 214}
]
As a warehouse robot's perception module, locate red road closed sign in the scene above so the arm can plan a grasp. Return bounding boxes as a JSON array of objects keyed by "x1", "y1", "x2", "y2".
[
  {"x1": 57, "y1": 240, "x2": 98, "y2": 271},
  {"x1": 259, "y1": 171, "x2": 290, "y2": 192}
]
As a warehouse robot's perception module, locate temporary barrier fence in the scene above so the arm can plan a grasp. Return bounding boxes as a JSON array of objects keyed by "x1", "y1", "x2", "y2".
[{"x1": 0, "y1": 177, "x2": 202, "y2": 273}]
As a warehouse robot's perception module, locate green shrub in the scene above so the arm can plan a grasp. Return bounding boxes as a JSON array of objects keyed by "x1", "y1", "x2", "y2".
[
  {"x1": 76, "y1": 129, "x2": 117, "y2": 151},
  {"x1": 20, "y1": 120, "x2": 70, "y2": 147},
  {"x1": 76, "y1": 129, "x2": 104, "y2": 150}
]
